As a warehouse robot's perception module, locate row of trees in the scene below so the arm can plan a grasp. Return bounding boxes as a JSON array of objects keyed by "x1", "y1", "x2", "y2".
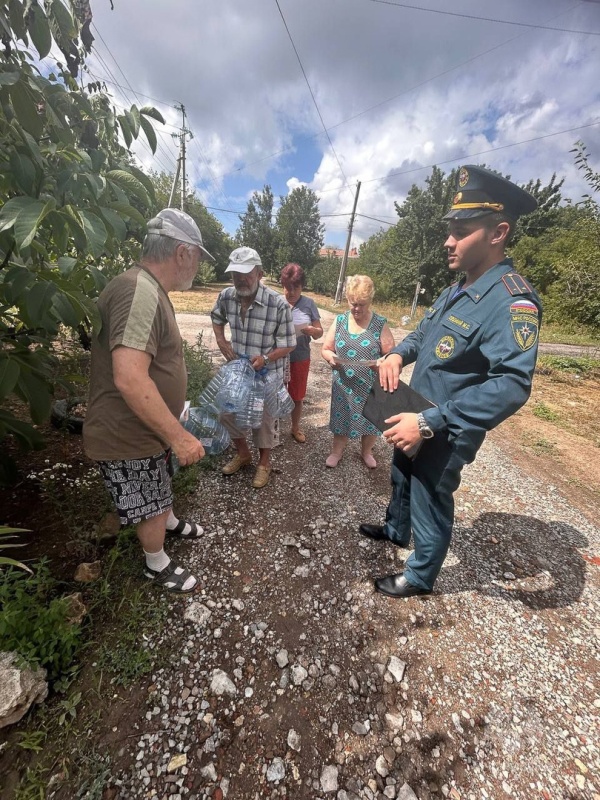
[{"x1": 235, "y1": 184, "x2": 324, "y2": 278}]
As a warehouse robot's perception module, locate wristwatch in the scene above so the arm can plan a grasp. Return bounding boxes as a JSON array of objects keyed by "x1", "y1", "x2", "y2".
[
  {"x1": 417, "y1": 413, "x2": 434, "y2": 439},
  {"x1": 263, "y1": 354, "x2": 270, "y2": 366}
]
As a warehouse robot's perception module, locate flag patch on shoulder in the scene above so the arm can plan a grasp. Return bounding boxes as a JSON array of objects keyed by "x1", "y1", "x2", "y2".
[{"x1": 510, "y1": 299, "x2": 538, "y2": 316}]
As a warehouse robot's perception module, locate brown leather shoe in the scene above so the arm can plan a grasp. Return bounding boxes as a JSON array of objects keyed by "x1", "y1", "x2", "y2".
[
  {"x1": 252, "y1": 465, "x2": 272, "y2": 488},
  {"x1": 222, "y1": 454, "x2": 252, "y2": 475}
]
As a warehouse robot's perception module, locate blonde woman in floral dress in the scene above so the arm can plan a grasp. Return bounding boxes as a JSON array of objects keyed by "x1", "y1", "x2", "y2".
[{"x1": 321, "y1": 275, "x2": 395, "y2": 468}]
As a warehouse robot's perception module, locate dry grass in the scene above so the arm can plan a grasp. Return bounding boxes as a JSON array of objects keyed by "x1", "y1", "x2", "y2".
[{"x1": 171, "y1": 280, "x2": 424, "y2": 329}]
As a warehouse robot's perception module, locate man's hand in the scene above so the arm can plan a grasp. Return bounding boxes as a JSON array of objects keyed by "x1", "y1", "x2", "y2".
[
  {"x1": 250, "y1": 354, "x2": 266, "y2": 371},
  {"x1": 172, "y1": 429, "x2": 205, "y2": 466},
  {"x1": 383, "y1": 412, "x2": 421, "y2": 451},
  {"x1": 377, "y1": 353, "x2": 403, "y2": 392}
]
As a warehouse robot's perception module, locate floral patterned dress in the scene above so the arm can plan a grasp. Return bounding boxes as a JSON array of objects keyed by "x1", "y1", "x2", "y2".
[{"x1": 329, "y1": 311, "x2": 386, "y2": 438}]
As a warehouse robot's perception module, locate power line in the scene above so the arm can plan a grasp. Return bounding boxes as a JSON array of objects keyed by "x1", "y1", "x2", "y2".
[
  {"x1": 358, "y1": 118, "x2": 600, "y2": 187},
  {"x1": 367, "y1": 0, "x2": 600, "y2": 36},
  {"x1": 213, "y1": 2, "x2": 583, "y2": 183},
  {"x1": 274, "y1": 0, "x2": 354, "y2": 199}
]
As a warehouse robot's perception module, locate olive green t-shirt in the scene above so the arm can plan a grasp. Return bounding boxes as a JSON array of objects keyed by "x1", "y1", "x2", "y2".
[{"x1": 83, "y1": 266, "x2": 187, "y2": 461}]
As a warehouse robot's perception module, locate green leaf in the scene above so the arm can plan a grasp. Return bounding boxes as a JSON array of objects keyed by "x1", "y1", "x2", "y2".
[
  {"x1": 60, "y1": 206, "x2": 87, "y2": 250},
  {"x1": 26, "y1": 280, "x2": 57, "y2": 324},
  {"x1": 14, "y1": 197, "x2": 56, "y2": 249},
  {"x1": 107, "y1": 201, "x2": 146, "y2": 227},
  {"x1": 19, "y1": 129, "x2": 44, "y2": 168},
  {"x1": 106, "y1": 169, "x2": 149, "y2": 206},
  {"x1": 96, "y1": 206, "x2": 127, "y2": 241},
  {"x1": 15, "y1": 368, "x2": 52, "y2": 424},
  {"x1": 0, "y1": 196, "x2": 39, "y2": 232},
  {"x1": 9, "y1": 0, "x2": 28, "y2": 41},
  {"x1": 27, "y1": 2, "x2": 52, "y2": 59},
  {"x1": 49, "y1": 0, "x2": 76, "y2": 39},
  {"x1": 0, "y1": 357, "x2": 20, "y2": 400},
  {"x1": 124, "y1": 107, "x2": 139, "y2": 138},
  {"x1": 56, "y1": 256, "x2": 77, "y2": 275},
  {"x1": 0, "y1": 70, "x2": 21, "y2": 86},
  {"x1": 51, "y1": 291, "x2": 80, "y2": 328},
  {"x1": 9, "y1": 150, "x2": 36, "y2": 194},
  {"x1": 0, "y1": 408, "x2": 45, "y2": 450},
  {"x1": 138, "y1": 114, "x2": 157, "y2": 154},
  {"x1": 117, "y1": 114, "x2": 132, "y2": 149},
  {"x1": 78, "y1": 210, "x2": 107, "y2": 258},
  {"x1": 140, "y1": 105, "x2": 165, "y2": 125},
  {"x1": 8, "y1": 82, "x2": 44, "y2": 138},
  {"x1": 128, "y1": 165, "x2": 155, "y2": 202},
  {"x1": 3, "y1": 266, "x2": 33, "y2": 303}
]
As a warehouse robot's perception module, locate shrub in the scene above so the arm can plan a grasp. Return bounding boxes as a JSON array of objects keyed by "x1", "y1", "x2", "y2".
[
  {"x1": 182, "y1": 332, "x2": 214, "y2": 405},
  {"x1": 0, "y1": 562, "x2": 82, "y2": 685}
]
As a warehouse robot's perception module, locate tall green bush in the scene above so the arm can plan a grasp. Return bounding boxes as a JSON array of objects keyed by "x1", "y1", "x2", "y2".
[{"x1": 0, "y1": 0, "x2": 164, "y2": 481}]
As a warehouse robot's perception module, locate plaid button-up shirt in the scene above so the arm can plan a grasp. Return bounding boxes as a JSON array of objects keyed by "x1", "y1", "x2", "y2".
[{"x1": 210, "y1": 284, "x2": 296, "y2": 379}]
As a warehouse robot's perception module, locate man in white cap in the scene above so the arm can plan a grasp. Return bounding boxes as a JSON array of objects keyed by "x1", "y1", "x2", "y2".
[
  {"x1": 84, "y1": 208, "x2": 214, "y2": 593},
  {"x1": 211, "y1": 246, "x2": 296, "y2": 488}
]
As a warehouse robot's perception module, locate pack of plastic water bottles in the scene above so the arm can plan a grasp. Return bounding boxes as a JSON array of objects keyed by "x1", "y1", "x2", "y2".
[{"x1": 183, "y1": 356, "x2": 295, "y2": 452}]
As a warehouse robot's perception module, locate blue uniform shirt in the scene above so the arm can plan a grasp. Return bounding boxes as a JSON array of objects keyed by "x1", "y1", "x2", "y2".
[{"x1": 394, "y1": 258, "x2": 542, "y2": 463}]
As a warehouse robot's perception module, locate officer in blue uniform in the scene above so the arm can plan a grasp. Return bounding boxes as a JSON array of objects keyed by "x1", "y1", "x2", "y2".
[{"x1": 360, "y1": 164, "x2": 542, "y2": 598}]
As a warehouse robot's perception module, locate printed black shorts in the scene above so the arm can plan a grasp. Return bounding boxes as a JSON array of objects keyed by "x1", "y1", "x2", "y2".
[{"x1": 97, "y1": 451, "x2": 175, "y2": 526}]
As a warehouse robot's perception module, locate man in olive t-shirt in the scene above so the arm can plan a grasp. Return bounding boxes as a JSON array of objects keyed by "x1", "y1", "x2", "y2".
[{"x1": 83, "y1": 209, "x2": 213, "y2": 593}]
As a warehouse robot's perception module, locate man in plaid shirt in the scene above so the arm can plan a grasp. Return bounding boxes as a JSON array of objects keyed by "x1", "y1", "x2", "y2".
[{"x1": 211, "y1": 247, "x2": 296, "y2": 488}]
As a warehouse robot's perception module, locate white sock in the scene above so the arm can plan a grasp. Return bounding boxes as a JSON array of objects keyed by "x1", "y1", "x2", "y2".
[
  {"x1": 144, "y1": 549, "x2": 196, "y2": 591},
  {"x1": 166, "y1": 510, "x2": 203, "y2": 536},
  {"x1": 144, "y1": 548, "x2": 170, "y2": 572}
]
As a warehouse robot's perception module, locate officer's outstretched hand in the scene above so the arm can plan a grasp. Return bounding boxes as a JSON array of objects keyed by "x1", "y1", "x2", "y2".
[
  {"x1": 383, "y1": 412, "x2": 421, "y2": 452},
  {"x1": 376, "y1": 353, "x2": 403, "y2": 391},
  {"x1": 172, "y1": 430, "x2": 205, "y2": 466}
]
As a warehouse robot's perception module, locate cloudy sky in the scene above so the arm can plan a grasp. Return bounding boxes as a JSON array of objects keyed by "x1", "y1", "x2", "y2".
[{"x1": 87, "y1": 0, "x2": 600, "y2": 247}]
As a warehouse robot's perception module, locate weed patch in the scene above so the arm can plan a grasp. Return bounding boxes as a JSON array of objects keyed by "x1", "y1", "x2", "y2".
[
  {"x1": 532, "y1": 402, "x2": 560, "y2": 423},
  {"x1": 0, "y1": 562, "x2": 83, "y2": 687},
  {"x1": 537, "y1": 355, "x2": 600, "y2": 379},
  {"x1": 523, "y1": 434, "x2": 558, "y2": 455}
]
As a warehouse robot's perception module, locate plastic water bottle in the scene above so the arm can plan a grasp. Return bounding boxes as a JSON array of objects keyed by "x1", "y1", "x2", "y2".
[
  {"x1": 264, "y1": 370, "x2": 282, "y2": 417},
  {"x1": 197, "y1": 372, "x2": 224, "y2": 416},
  {"x1": 236, "y1": 368, "x2": 267, "y2": 429},
  {"x1": 275, "y1": 382, "x2": 295, "y2": 417},
  {"x1": 215, "y1": 356, "x2": 254, "y2": 414},
  {"x1": 183, "y1": 407, "x2": 231, "y2": 454}
]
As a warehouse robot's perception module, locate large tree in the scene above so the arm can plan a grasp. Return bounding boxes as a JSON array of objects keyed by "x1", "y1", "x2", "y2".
[
  {"x1": 236, "y1": 185, "x2": 278, "y2": 277},
  {"x1": 275, "y1": 185, "x2": 324, "y2": 273},
  {"x1": 0, "y1": 0, "x2": 164, "y2": 481}
]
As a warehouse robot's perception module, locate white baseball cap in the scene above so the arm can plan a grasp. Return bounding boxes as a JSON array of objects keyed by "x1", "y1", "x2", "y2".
[
  {"x1": 225, "y1": 246, "x2": 262, "y2": 274},
  {"x1": 146, "y1": 208, "x2": 215, "y2": 261}
]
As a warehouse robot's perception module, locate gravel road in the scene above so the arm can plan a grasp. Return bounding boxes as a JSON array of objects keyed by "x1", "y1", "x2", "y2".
[{"x1": 104, "y1": 314, "x2": 599, "y2": 800}]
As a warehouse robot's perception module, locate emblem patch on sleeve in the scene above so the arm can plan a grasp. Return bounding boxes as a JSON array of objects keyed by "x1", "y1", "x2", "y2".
[
  {"x1": 435, "y1": 335, "x2": 455, "y2": 359},
  {"x1": 510, "y1": 300, "x2": 539, "y2": 351}
]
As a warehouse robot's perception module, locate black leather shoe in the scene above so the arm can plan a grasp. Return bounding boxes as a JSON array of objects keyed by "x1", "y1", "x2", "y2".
[
  {"x1": 374, "y1": 573, "x2": 431, "y2": 598},
  {"x1": 359, "y1": 523, "x2": 388, "y2": 541}
]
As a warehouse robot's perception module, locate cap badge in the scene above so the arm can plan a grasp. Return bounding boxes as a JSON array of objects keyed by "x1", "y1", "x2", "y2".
[
  {"x1": 453, "y1": 192, "x2": 462, "y2": 204},
  {"x1": 458, "y1": 167, "x2": 469, "y2": 188}
]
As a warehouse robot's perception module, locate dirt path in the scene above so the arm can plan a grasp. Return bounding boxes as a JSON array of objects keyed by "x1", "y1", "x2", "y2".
[{"x1": 90, "y1": 316, "x2": 600, "y2": 800}]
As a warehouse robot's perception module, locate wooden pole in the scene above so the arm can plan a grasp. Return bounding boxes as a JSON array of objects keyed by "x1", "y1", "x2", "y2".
[{"x1": 334, "y1": 181, "x2": 361, "y2": 305}]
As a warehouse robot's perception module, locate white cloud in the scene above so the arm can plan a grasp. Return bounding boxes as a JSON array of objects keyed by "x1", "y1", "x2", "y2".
[{"x1": 89, "y1": 0, "x2": 600, "y2": 244}]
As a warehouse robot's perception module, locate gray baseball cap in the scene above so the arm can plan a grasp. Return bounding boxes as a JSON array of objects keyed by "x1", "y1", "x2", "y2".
[
  {"x1": 146, "y1": 208, "x2": 215, "y2": 261},
  {"x1": 225, "y1": 246, "x2": 262, "y2": 274}
]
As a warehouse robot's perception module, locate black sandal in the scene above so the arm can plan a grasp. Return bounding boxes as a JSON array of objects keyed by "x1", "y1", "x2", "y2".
[
  {"x1": 166, "y1": 519, "x2": 202, "y2": 539},
  {"x1": 144, "y1": 560, "x2": 197, "y2": 593}
]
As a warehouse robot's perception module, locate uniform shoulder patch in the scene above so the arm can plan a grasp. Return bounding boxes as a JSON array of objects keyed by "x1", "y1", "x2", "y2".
[
  {"x1": 502, "y1": 272, "x2": 533, "y2": 296},
  {"x1": 510, "y1": 299, "x2": 539, "y2": 351}
]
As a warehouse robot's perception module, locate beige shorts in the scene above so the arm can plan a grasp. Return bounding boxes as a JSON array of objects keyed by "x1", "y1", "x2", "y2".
[{"x1": 219, "y1": 408, "x2": 278, "y2": 450}]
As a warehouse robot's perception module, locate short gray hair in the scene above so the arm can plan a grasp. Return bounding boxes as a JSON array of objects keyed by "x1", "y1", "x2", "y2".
[{"x1": 141, "y1": 233, "x2": 192, "y2": 262}]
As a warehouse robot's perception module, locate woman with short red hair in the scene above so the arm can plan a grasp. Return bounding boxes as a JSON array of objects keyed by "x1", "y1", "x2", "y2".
[{"x1": 280, "y1": 263, "x2": 323, "y2": 443}]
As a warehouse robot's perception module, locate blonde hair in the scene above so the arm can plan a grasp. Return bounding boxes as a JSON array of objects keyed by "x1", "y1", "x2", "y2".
[{"x1": 345, "y1": 274, "x2": 374, "y2": 304}]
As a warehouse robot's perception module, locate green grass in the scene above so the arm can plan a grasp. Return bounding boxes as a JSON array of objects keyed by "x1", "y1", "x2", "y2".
[
  {"x1": 538, "y1": 323, "x2": 599, "y2": 348},
  {"x1": 523, "y1": 434, "x2": 557, "y2": 455},
  {"x1": 536, "y1": 355, "x2": 600, "y2": 379},
  {"x1": 532, "y1": 402, "x2": 560, "y2": 423}
]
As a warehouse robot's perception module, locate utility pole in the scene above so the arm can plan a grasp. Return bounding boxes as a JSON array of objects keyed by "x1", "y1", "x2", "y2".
[
  {"x1": 170, "y1": 103, "x2": 193, "y2": 211},
  {"x1": 334, "y1": 181, "x2": 361, "y2": 305}
]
